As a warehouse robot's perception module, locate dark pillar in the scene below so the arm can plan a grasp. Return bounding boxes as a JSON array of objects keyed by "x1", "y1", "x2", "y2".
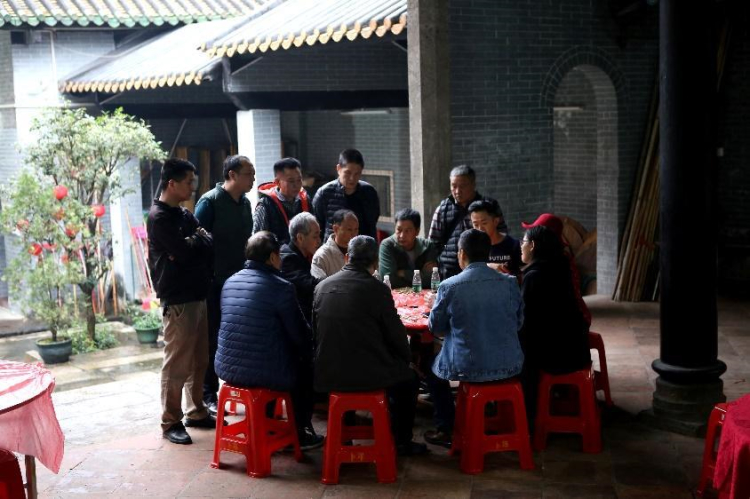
[
  {"x1": 650, "y1": 0, "x2": 726, "y2": 435},
  {"x1": 407, "y1": 0, "x2": 451, "y2": 236}
]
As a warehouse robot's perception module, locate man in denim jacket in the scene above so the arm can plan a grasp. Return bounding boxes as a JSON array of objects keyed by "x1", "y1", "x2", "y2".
[{"x1": 424, "y1": 229, "x2": 524, "y2": 448}]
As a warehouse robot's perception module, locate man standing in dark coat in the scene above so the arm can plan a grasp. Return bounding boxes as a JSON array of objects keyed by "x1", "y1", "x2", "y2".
[
  {"x1": 147, "y1": 158, "x2": 216, "y2": 445},
  {"x1": 280, "y1": 212, "x2": 322, "y2": 323},
  {"x1": 313, "y1": 236, "x2": 427, "y2": 456},
  {"x1": 215, "y1": 232, "x2": 323, "y2": 449},
  {"x1": 254, "y1": 157, "x2": 312, "y2": 245}
]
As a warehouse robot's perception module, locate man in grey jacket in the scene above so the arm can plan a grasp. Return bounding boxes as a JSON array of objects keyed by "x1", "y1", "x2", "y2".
[{"x1": 311, "y1": 209, "x2": 358, "y2": 279}]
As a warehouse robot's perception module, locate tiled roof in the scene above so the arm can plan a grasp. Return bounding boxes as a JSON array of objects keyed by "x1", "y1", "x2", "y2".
[
  {"x1": 60, "y1": 0, "x2": 407, "y2": 93},
  {"x1": 201, "y1": 0, "x2": 407, "y2": 58},
  {"x1": 0, "y1": 0, "x2": 269, "y2": 27}
]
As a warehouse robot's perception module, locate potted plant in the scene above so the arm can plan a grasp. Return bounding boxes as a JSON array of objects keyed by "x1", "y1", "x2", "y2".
[{"x1": 133, "y1": 311, "x2": 162, "y2": 344}]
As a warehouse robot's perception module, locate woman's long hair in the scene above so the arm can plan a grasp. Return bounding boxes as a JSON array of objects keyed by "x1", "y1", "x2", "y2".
[{"x1": 525, "y1": 225, "x2": 564, "y2": 263}]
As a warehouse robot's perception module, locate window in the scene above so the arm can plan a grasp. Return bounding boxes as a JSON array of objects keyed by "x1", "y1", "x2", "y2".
[{"x1": 361, "y1": 169, "x2": 395, "y2": 224}]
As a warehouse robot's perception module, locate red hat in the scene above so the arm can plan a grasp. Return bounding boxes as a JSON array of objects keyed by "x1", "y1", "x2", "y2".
[{"x1": 521, "y1": 213, "x2": 563, "y2": 237}]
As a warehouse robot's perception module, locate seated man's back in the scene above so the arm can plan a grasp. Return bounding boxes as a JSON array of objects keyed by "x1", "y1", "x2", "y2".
[{"x1": 429, "y1": 229, "x2": 524, "y2": 383}]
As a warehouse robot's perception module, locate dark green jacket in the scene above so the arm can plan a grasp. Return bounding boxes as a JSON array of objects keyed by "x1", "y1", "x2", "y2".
[
  {"x1": 195, "y1": 183, "x2": 253, "y2": 284},
  {"x1": 378, "y1": 234, "x2": 439, "y2": 289}
]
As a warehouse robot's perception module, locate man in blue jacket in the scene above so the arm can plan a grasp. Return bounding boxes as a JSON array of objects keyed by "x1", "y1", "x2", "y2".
[
  {"x1": 424, "y1": 229, "x2": 525, "y2": 448},
  {"x1": 215, "y1": 231, "x2": 323, "y2": 449}
]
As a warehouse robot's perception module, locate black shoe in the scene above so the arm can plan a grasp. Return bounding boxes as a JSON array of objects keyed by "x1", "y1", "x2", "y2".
[
  {"x1": 163, "y1": 422, "x2": 192, "y2": 445},
  {"x1": 298, "y1": 427, "x2": 325, "y2": 451},
  {"x1": 396, "y1": 441, "x2": 429, "y2": 456},
  {"x1": 206, "y1": 401, "x2": 218, "y2": 417},
  {"x1": 423, "y1": 429, "x2": 452, "y2": 448},
  {"x1": 185, "y1": 414, "x2": 219, "y2": 429}
]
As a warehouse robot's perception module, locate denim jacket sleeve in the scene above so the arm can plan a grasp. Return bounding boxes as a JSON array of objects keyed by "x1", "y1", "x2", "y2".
[{"x1": 428, "y1": 285, "x2": 451, "y2": 337}]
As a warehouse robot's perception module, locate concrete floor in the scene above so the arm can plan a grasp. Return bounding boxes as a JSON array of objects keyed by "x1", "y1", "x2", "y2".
[{"x1": 11, "y1": 295, "x2": 750, "y2": 498}]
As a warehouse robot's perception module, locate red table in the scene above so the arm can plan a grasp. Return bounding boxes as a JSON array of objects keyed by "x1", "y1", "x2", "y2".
[
  {"x1": 392, "y1": 289, "x2": 434, "y2": 343},
  {"x1": 0, "y1": 361, "x2": 65, "y2": 499},
  {"x1": 714, "y1": 394, "x2": 750, "y2": 499}
]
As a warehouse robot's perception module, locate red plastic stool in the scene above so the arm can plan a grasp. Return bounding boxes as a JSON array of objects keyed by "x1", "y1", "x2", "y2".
[
  {"x1": 211, "y1": 384, "x2": 302, "y2": 478},
  {"x1": 0, "y1": 450, "x2": 25, "y2": 499},
  {"x1": 588, "y1": 331, "x2": 614, "y2": 407},
  {"x1": 533, "y1": 366, "x2": 602, "y2": 453},
  {"x1": 697, "y1": 402, "x2": 728, "y2": 496},
  {"x1": 449, "y1": 380, "x2": 535, "y2": 474},
  {"x1": 321, "y1": 390, "x2": 396, "y2": 485}
]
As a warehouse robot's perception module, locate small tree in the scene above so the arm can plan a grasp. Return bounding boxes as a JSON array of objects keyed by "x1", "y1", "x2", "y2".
[{"x1": 1, "y1": 107, "x2": 165, "y2": 340}]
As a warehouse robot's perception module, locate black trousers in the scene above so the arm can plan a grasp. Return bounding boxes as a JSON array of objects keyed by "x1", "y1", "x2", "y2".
[
  {"x1": 202, "y1": 282, "x2": 222, "y2": 404},
  {"x1": 386, "y1": 372, "x2": 420, "y2": 445}
]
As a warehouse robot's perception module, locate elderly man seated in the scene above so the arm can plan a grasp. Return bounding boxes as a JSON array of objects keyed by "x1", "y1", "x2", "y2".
[
  {"x1": 313, "y1": 235, "x2": 427, "y2": 456},
  {"x1": 379, "y1": 208, "x2": 438, "y2": 289},
  {"x1": 280, "y1": 212, "x2": 322, "y2": 323},
  {"x1": 424, "y1": 229, "x2": 525, "y2": 448},
  {"x1": 311, "y1": 209, "x2": 358, "y2": 279},
  {"x1": 215, "y1": 231, "x2": 324, "y2": 450}
]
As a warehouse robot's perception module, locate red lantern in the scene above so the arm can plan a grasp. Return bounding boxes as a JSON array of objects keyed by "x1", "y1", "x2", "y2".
[
  {"x1": 92, "y1": 205, "x2": 106, "y2": 218},
  {"x1": 28, "y1": 243, "x2": 42, "y2": 256},
  {"x1": 16, "y1": 219, "x2": 29, "y2": 231},
  {"x1": 53, "y1": 185, "x2": 68, "y2": 201}
]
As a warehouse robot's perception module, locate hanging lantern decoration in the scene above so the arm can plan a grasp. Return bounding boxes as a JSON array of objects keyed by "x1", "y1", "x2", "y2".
[
  {"x1": 53, "y1": 185, "x2": 68, "y2": 201},
  {"x1": 92, "y1": 205, "x2": 106, "y2": 218},
  {"x1": 28, "y1": 243, "x2": 43, "y2": 256}
]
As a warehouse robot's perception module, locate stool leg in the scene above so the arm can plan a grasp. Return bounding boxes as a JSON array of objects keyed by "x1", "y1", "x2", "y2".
[
  {"x1": 697, "y1": 406, "x2": 723, "y2": 496},
  {"x1": 322, "y1": 400, "x2": 343, "y2": 485},
  {"x1": 211, "y1": 386, "x2": 228, "y2": 469},
  {"x1": 372, "y1": 398, "x2": 397, "y2": 484},
  {"x1": 459, "y1": 391, "x2": 486, "y2": 474},
  {"x1": 247, "y1": 393, "x2": 271, "y2": 478},
  {"x1": 511, "y1": 388, "x2": 535, "y2": 470},
  {"x1": 580, "y1": 377, "x2": 602, "y2": 454}
]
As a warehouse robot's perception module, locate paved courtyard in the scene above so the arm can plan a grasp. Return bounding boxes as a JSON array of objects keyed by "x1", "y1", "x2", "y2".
[{"x1": 9, "y1": 295, "x2": 750, "y2": 498}]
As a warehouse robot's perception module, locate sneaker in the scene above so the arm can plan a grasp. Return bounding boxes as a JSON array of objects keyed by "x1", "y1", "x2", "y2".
[
  {"x1": 163, "y1": 422, "x2": 192, "y2": 445},
  {"x1": 185, "y1": 414, "x2": 219, "y2": 429},
  {"x1": 298, "y1": 427, "x2": 325, "y2": 451},
  {"x1": 423, "y1": 429, "x2": 452, "y2": 448},
  {"x1": 396, "y1": 441, "x2": 429, "y2": 456}
]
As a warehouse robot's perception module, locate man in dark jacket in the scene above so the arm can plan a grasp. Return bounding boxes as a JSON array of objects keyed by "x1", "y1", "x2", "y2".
[
  {"x1": 254, "y1": 157, "x2": 312, "y2": 244},
  {"x1": 428, "y1": 165, "x2": 507, "y2": 280},
  {"x1": 147, "y1": 158, "x2": 216, "y2": 445},
  {"x1": 215, "y1": 231, "x2": 323, "y2": 449},
  {"x1": 195, "y1": 154, "x2": 255, "y2": 415},
  {"x1": 312, "y1": 149, "x2": 380, "y2": 240},
  {"x1": 313, "y1": 236, "x2": 427, "y2": 456},
  {"x1": 280, "y1": 212, "x2": 322, "y2": 323}
]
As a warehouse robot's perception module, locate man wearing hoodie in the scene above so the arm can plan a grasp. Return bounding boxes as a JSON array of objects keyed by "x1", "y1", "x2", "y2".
[{"x1": 254, "y1": 157, "x2": 311, "y2": 245}]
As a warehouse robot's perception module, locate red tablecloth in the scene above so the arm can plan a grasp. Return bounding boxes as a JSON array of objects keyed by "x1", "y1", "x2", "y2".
[
  {"x1": 0, "y1": 361, "x2": 65, "y2": 473},
  {"x1": 392, "y1": 290, "x2": 434, "y2": 341},
  {"x1": 715, "y1": 394, "x2": 750, "y2": 499}
]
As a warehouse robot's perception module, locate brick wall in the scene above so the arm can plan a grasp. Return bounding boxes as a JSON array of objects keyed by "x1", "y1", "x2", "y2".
[
  {"x1": 0, "y1": 32, "x2": 15, "y2": 297},
  {"x1": 280, "y1": 108, "x2": 411, "y2": 232},
  {"x1": 448, "y1": 0, "x2": 659, "y2": 294}
]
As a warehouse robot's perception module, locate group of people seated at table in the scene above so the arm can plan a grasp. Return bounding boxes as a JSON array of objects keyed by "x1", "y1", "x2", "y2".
[{"x1": 148, "y1": 150, "x2": 592, "y2": 454}]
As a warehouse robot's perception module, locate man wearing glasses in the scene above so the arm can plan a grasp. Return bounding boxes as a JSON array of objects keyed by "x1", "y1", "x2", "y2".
[
  {"x1": 148, "y1": 158, "x2": 216, "y2": 445},
  {"x1": 195, "y1": 155, "x2": 255, "y2": 416}
]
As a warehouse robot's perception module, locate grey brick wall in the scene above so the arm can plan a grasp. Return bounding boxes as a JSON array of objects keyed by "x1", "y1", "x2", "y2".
[
  {"x1": 226, "y1": 38, "x2": 407, "y2": 92},
  {"x1": 448, "y1": 0, "x2": 659, "y2": 294},
  {"x1": 280, "y1": 108, "x2": 411, "y2": 232},
  {"x1": 0, "y1": 32, "x2": 15, "y2": 298}
]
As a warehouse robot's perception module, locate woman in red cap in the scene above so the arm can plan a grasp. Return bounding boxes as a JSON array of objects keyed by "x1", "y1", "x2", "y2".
[{"x1": 519, "y1": 225, "x2": 591, "y2": 424}]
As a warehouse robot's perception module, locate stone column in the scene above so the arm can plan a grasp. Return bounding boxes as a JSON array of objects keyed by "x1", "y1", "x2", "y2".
[
  {"x1": 650, "y1": 0, "x2": 726, "y2": 435},
  {"x1": 407, "y1": 0, "x2": 451, "y2": 236},
  {"x1": 236, "y1": 110, "x2": 281, "y2": 209},
  {"x1": 110, "y1": 157, "x2": 142, "y2": 301}
]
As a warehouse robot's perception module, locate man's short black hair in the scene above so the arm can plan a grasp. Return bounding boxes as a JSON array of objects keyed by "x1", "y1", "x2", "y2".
[
  {"x1": 468, "y1": 199, "x2": 500, "y2": 218},
  {"x1": 395, "y1": 208, "x2": 421, "y2": 232},
  {"x1": 332, "y1": 209, "x2": 357, "y2": 226},
  {"x1": 338, "y1": 149, "x2": 365, "y2": 168},
  {"x1": 245, "y1": 231, "x2": 280, "y2": 263},
  {"x1": 273, "y1": 157, "x2": 302, "y2": 175},
  {"x1": 223, "y1": 155, "x2": 252, "y2": 180},
  {"x1": 458, "y1": 229, "x2": 491, "y2": 263},
  {"x1": 347, "y1": 235, "x2": 378, "y2": 268},
  {"x1": 450, "y1": 164, "x2": 476, "y2": 182},
  {"x1": 160, "y1": 158, "x2": 196, "y2": 186}
]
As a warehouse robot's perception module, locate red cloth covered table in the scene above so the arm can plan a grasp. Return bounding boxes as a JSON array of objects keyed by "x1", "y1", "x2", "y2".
[
  {"x1": 392, "y1": 289, "x2": 434, "y2": 342},
  {"x1": 714, "y1": 394, "x2": 750, "y2": 499},
  {"x1": 0, "y1": 361, "x2": 65, "y2": 476}
]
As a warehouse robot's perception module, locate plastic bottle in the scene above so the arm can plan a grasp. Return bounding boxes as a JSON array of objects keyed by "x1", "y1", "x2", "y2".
[
  {"x1": 412, "y1": 271, "x2": 422, "y2": 293},
  {"x1": 431, "y1": 267, "x2": 441, "y2": 291},
  {"x1": 373, "y1": 269, "x2": 380, "y2": 281},
  {"x1": 383, "y1": 274, "x2": 392, "y2": 289}
]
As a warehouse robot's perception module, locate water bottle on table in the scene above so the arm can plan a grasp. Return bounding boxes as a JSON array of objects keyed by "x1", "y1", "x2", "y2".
[
  {"x1": 431, "y1": 267, "x2": 440, "y2": 291},
  {"x1": 412, "y1": 271, "x2": 422, "y2": 293},
  {"x1": 383, "y1": 274, "x2": 392, "y2": 289}
]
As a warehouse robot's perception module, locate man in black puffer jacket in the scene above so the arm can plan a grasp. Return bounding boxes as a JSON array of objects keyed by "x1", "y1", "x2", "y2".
[
  {"x1": 215, "y1": 231, "x2": 323, "y2": 450},
  {"x1": 428, "y1": 165, "x2": 507, "y2": 280},
  {"x1": 312, "y1": 149, "x2": 380, "y2": 240}
]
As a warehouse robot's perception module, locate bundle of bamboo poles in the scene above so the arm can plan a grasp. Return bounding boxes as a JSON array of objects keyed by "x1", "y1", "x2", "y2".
[{"x1": 613, "y1": 18, "x2": 732, "y2": 301}]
